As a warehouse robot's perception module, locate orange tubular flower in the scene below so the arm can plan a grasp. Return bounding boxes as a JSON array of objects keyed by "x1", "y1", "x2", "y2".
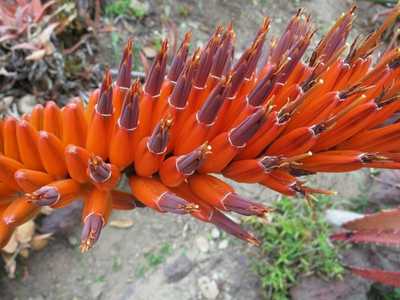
[
  {"x1": 129, "y1": 176, "x2": 198, "y2": 214},
  {"x1": 135, "y1": 40, "x2": 168, "y2": 144},
  {"x1": 86, "y1": 70, "x2": 114, "y2": 159},
  {"x1": 152, "y1": 32, "x2": 192, "y2": 128},
  {"x1": 1, "y1": 8, "x2": 400, "y2": 284},
  {"x1": 26, "y1": 179, "x2": 81, "y2": 208},
  {"x1": 172, "y1": 183, "x2": 260, "y2": 246},
  {"x1": 80, "y1": 187, "x2": 112, "y2": 252},
  {"x1": 43, "y1": 101, "x2": 63, "y2": 138},
  {"x1": 87, "y1": 155, "x2": 120, "y2": 191},
  {"x1": 16, "y1": 120, "x2": 44, "y2": 171},
  {"x1": 174, "y1": 79, "x2": 229, "y2": 155},
  {"x1": 14, "y1": 169, "x2": 54, "y2": 192},
  {"x1": 113, "y1": 39, "x2": 133, "y2": 120},
  {"x1": 0, "y1": 155, "x2": 25, "y2": 190},
  {"x1": 62, "y1": 101, "x2": 87, "y2": 147},
  {"x1": 199, "y1": 108, "x2": 266, "y2": 173},
  {"x1": 2, "y1": 196, "x2": 39, "y2": 227},
  {"x1": 189, "y1": 174, "x2": 270, "y2": 217},
  {"x1": 134, "y1": 118, "x2": 172, "y2": 177},
  {"x1": 3, "y1": 116, "x2": 21, "y2": 161},
  {"x1": 64, "y1": 145, "x2": 90, "y2": 183},
  {"x1": 30, "y1": 104, "x2": 44, "y2": 131},
  {"x1": 159, "y1": 143, "x2": 211, "y2": 187},
  {"x1": 38, "y1": 131, "x2": 68, "y2": 178},
  {"x1": 109, "y1": 80, "x2": 141, "y2": 169}
]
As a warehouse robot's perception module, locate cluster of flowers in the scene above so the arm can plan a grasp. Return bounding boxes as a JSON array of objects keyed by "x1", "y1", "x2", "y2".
[{"x1": 0, "y1": 5, "x2": 399, "y2": 262}]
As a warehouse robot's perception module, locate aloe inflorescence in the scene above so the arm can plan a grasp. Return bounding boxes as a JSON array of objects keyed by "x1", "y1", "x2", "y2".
[{"x1": 1, "y1": 4, "x2": 400, "y2": 286}]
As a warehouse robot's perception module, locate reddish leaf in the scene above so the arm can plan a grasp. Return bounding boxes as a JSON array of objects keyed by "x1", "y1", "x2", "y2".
[
  {"x1": 32, "y1": 0, "x2": 55, "y2": 22},
  {"x1": 0, "y1": 34, "x2": 18, "y2": 43},
  {"x1": 344, "y1": 208, "x2": 400, "y2": 231},
  {"x1": 350, "y1": 266, "x2": 400, "y2": 287},
  {"x1": 12, "y1": 42, "x2": 40, "y2": 51},
  {"x1": 331, "y1": 230, "x2": 400, "y2": 245}
]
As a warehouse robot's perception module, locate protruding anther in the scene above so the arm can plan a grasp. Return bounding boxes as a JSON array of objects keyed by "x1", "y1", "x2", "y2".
[
  {"x1": 26, "y1": 186, "x2": 60, "y2": 206},
  {"x1": 176, "y1": 143, "x2": 212, "y2": 175},
  {"x1": 88, "y1": 155, "x2": 111, "y2": 183}
]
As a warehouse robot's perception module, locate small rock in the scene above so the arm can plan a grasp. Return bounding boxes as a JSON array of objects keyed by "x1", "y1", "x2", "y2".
[
  {"x1": 18, "y1": 95, "x2": 36, "y2": 114},
  {"x1": 68, "y1": 236, "x2": 79, "y2": 246},
  {"x1": 198, "y1": 276, "x2": 219, "y2": 300},
  {"x1": 196, "y1": 236, "x2": 209, "y2": 253},
  {"x1": 211, "y1": 228, "x2": 220, "y2": 239},
  {"x1": 325, "y1": 209, "x2": 363, "y2": 227},
  {"x1": 142, "y1": 46, "x2": 157, "y2": 58},
  {"x1": 164, "y1": 254, "x2": 194, "y2": 283},
  {"x1": 90, "y1": 281, "x2": 105, "y2": 300},
  {"x1": 218, "y1": 240, "x2": 229, "y2": 249},
  {"x1": 40, "y1": 201, "x2": 82, "y2": 235},
  {"x1": 109, "y1": 218, "x2": 134, "y2": 229}
]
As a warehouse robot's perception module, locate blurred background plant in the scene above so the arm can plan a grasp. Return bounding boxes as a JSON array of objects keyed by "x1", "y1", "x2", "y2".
[{"x1": 0, "y1": 0, "x2": 105, "y2": 110}]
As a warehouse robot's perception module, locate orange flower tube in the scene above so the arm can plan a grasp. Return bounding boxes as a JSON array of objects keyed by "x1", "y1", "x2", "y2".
[
  {"x1": 159, "y1": 143, "x2": 211, "y2": 187},
  {"x1": 200, "y1": 108, "x2": 265, "y2": 173},
  {"x1": 14, "y1": 169, "x2": 53, "y2": 192},
  {"x1": 43, "y1": 101, "x2": 62, "y2": 138},
  {"x1": 16, "y1": 120, "x2": 44, "y2": 171},
  {"x1": 38, "y1": 131, "x2": 68, "y2": 178},
  {"x1": 3, "y1": 116, "x2": 20, "y2": 162},
  {"x1": 189, "y1": 174, "x2": 269, "y2": 217},
  {"x1": 109, "y1": 80, "x2": 141, "y2": 169},
  {"x1": 86, "y1": 70, "x2": 114, "y2": 159},
  {"x1": 80, "y1": 187, "x2": 112, "y2": 252},
  {"x1": 64, "y1": 145, "x2": 90, "y2": 183},
  {"x1": 129, "y1": 176, "x2": 197, "y2": 214}
]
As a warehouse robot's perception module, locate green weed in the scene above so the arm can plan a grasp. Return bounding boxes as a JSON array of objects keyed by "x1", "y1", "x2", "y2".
[
  {"x1": 105, "y1": 0, "x2": 148, "y2": 18},
  {"x1": 248, "y1": 196, "x2": 344, "y2": 300},
  {"x1": 134, "y1": 242, "x2": 173, "y2": 278}
]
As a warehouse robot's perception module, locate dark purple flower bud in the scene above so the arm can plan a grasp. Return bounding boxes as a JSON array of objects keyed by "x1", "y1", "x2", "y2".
[
  {"x1": 80, "y1": 213, "x2": 104, "y2": 252},
  {"x1": 168, "y1": 32, "x2": 191, "y2": 82},
  {"x1": 209, "y1": 210, "x2": 260, "y2": 246},
  {"x1": 222, "y1": 193, "x2": 269, "y2": 217},
  {"x1": 119, "y1": 80, "x2": 141, "y2": 130},
  {"x1": 26, "y1": 186, "x2": 60, "y2": 206},
  {"x1": 197, "y1": 82, "x2": 227, "y2": 124},
  {"x1": 117, "y1": 39, "x2": 133, "y2": 88},
  {"x1": 96, "y1": 69, "x2": 113, "y2": 115},
  {"x1": 145, "y1": 40, "x2": 168, "y2": 96},
  {"x1": 158, "y1": 192, "x2": 199, "y2": 214},
  {"x1": 88, "y1": 156, "x2": 111, "y2": 183},
  {"x1": 148, "y1": 118, "x2": 173, "y2": 154},
  {"x1": 229, "y1": 108, "x2": 266, "y2": 147},
  {"x1": 176, "y1": 143, "x2": 212, "y2": 175}
]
